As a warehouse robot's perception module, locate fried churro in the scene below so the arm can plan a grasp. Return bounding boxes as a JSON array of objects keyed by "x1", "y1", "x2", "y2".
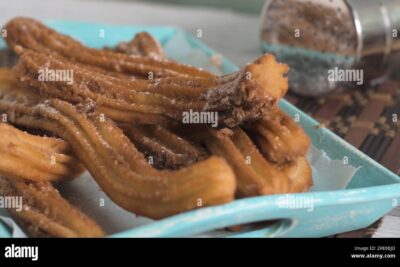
[
  {"x1": 5, "y1": 17, "x2": 212, "y2": 78},
  {"x1": 92, "y1": 38, "x2": 312, "y2": 194},
  {"x1": 0, "y1": 68, "x2": 84, "y2": 182},
  {"x1": 121, "y1": 122, "x2": 312, "y2": 196},
  {"x1": 109, "y1": 33, "x2": 309, "y2": 173},
  {"x1": 0, "y1": 123, "x2": 84, "y2": 182},
  {"x1": 14, "y1": 49, "x2": 288, "y2": 127},
  {"x1": 205, "y1": 127, "x2": 312, "y2": 196},
  {"x1": 0, "y1": 176, "x2": 104, "y2": 237},
  {"x1": 244, "y1": 107, "x2": 311, "y2": 164},
  {"x1": 122, "y1": 124, "x2": 208, "y2": 169},
  {"x1": 0, "y1": 83, "x2": 236, "y2": 219},
  {"x1": 282, "y1": 157, "x2": 313, "y2": 193},
  {"x1": 0, "y1": 69, "x2": 101, "y2": 237},
  {"x1": 132, "y1": 124, "x2": 312, "y2": 196},
  {"x1": 113, "y1": 32, "x2": 164, "y2": 59}
]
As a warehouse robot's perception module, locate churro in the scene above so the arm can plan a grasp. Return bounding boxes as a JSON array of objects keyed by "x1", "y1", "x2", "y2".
[
  {"x1": 0, "y1": 83, "x2": 236, "y2": 219},
  {"x1": 5, "y1": 17, "x2": 212, "y2": 78},
  {"x1": 0, "y1": 68, "x2": 84, "y2": 182},
  {"x1": 15, "y1": 49, "x2": 288, "y2": 127},
  {"x1": 0, "y1": 176, "x2": 104, "y2": 237},
  {"x1": 113, "y1": 32, "x2": 164, "y2": 59},
  {"x1": 122, "y1": 124, "x2": 208, "y2": 169},
  {"x1": 244, "y1": 107, "x2": 310, "y2": 164},
  {"x1": 0, "y1": 123, "x2": 84, "y2": 182}
]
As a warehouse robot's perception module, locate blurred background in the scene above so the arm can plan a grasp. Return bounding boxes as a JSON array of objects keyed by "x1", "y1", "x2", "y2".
[{"x1": 126, "y1": 0, "x2": 265, "y2": 13}]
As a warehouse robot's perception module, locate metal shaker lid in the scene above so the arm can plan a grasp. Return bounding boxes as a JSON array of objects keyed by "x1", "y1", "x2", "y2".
[{"x1": 260, "y1": 0, "x2": 400, "y2": 96}]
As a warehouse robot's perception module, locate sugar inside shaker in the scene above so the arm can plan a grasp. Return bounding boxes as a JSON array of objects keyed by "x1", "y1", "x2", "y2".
[{"x1": 260, "y1": 0, "x2": 400, "y2": 96}]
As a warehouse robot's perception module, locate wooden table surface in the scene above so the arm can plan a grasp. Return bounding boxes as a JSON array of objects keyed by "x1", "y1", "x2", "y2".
[{"x1": 0, "y1": 0, "x2": 399, "y2": 237}]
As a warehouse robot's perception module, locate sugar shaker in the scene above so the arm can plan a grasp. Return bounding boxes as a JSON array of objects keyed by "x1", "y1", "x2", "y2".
[{"x1": 260, "y1": 0, "x2": 400, "y2": 96}]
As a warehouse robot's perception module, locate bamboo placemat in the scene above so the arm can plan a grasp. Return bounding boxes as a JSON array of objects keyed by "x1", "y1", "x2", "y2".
[{"x1": 285, "y1": 83, "x2": 400, "y2": 175}]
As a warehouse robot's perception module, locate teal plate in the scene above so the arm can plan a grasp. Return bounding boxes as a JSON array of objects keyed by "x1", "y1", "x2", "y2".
[{"x1": 0, "y1": 21, "x2": 399, "y2": 238}]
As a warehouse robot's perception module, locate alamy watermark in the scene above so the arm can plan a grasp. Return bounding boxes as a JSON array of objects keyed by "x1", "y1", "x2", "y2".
[
  {"x1": 0, "y1": 196, "x2": 22, "y2": 212},
  {"x1": 4, "y1": 244, "x2": 38, "y2": 261},
  {"x1": 277, "y1": 194, "x2": 315, "y2": 212},
  {"x1": 38, "y1": 68, "x2": 74, "y2": 85},
  {"x1": 328, "y1": 67, "x2": 363, "y2": 85},
  {"x1": 182, "y1": 109, "x2": 218, "y2": 128}
]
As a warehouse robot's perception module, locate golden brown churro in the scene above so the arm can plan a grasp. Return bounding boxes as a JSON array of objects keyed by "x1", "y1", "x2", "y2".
[
  {"x1": 109, "y1": 119, "x2": 313, "y2": 196},
  {"x1": 14, "y1": 48, "x2": 288, "y2": 127},
  {"x1": 130, "y1": 124, "x2": 312, "y2": 196},
  {"x1": 0, "y1": 69, "x2": 102, "y2": 237},
  {"x1": 244, "y1": 107, "x2": 311, "y2": 164},
  {"x1": 3, "y1": 62, "x2": 311, "y2": 200},
  {"x1": 109, "y1": 34, "x2": 309, "y2": 171},
  {"x1": 0, "y1": 123, "x2": 84, "y2": 182},
  {"x1": 110, "y1": 36, "x2": 311, "y2": 189},
  {"x1": 121, "y1": 120, "x2": 312, "y2": 196},
  {"x1": 0, "y1": 83, "x2": 236, "y2": 219},
  {"x1": 113, "y1": 32, "x2": 164, "y2": 59},
  {"x1": 0, "y1": 68, "x2": 84, "y2": 182},
  {"x1": 205, "y1": 128, "x2": 288, "y2": 196},
  {"x1": 282, "y1": 157, "x2": 313, "y2": 193},
  {"x1": 5, "y1": 17, "x2": 212, "y2": 78},
  {"x1": 122, "y1": 124, "x2": 208, "y2": 169},
  {"x1": 0, "y1": 176, "x2": 104, "y2": 237},
  {"x1": 205, "y1": 127, "x2": 312, "y2": 196}
]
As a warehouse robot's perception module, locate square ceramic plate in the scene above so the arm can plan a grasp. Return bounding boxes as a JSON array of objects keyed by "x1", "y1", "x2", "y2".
[{"x1": 0, "y1": 21, "x2": 399, "y2": 237}]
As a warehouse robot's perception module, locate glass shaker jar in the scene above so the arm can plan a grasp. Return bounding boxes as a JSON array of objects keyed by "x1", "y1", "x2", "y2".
[{"x1": 260, "y1": 0, "x2": 400, "y2": 96}]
